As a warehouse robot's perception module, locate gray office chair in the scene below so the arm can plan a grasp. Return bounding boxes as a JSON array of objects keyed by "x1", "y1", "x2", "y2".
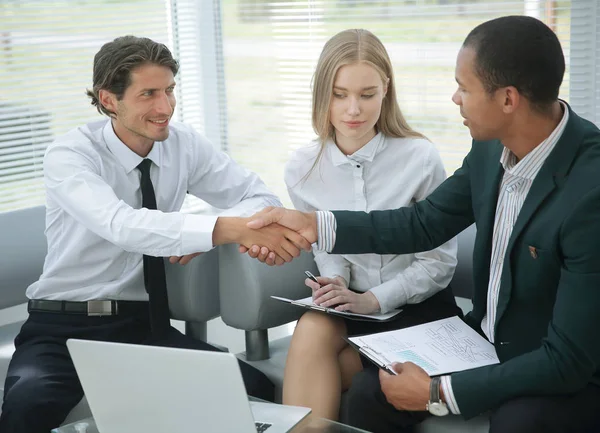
[
  {"x1": 218, "y1": 245, "x2": 317, "y2": 398},
  {"x1": 0, "y1": 206, "x2": 46, "y2": 388},
  {"x1": 0, "y1": 206, "x2": 223, "y2": 427}
]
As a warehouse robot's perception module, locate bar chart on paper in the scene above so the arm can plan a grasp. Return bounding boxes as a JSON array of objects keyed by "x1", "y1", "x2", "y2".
[
  {"x1": 393, "y1": 350, "x2": 438, "y2": 372},
  {"x1": 349, "y1": 316, "x2": 499, "y2": 376}
]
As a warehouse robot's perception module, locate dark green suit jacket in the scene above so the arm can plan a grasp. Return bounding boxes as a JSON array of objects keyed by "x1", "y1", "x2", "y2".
[{"x1": 332, "y1": 104, "x2": 600, "y2": 418}]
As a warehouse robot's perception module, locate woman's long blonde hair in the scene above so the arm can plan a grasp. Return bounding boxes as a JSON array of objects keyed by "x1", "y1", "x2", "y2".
[{"x1": 305, "y1": 29, "x2": 425, "y2": 178}]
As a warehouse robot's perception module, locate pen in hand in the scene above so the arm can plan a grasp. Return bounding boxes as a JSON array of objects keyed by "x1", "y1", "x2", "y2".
[
  {"x1": 305, "y1": 271, "x2": 322, "y2": 304},
  {"x1": 305, "y1": 270, "x2": 320, "y2": 285},
  {"x1": 305, "y1": 270, "x2": 345, "y2": 310}
]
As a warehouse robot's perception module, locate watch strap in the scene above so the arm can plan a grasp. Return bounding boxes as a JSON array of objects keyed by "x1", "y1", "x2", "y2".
[{"x1": 430, "y1": 376, "x2": 441, "y2": 403}]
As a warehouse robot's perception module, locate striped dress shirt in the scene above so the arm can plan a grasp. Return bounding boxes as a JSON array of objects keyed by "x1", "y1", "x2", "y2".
[{"x1": 315, "y1": 101, "x2": 569, "y2": 414}]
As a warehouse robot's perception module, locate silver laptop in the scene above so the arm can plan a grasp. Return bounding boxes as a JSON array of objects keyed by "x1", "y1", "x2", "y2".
[{"x1": 66, "y1": 339, "x2": 311, "y2": 433}]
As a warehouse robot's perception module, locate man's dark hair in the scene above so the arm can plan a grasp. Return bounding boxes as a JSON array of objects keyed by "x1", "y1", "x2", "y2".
[
  {"x1": 463, "y1": 15, "x2": 565, "y2": 114},
  {"x1": 86, "y1": 36, "x2": 179, "y2": 117}
]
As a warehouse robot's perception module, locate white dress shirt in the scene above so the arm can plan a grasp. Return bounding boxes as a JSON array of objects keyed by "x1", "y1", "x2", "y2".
[
  {"x1": 315, "y1": 103, "x2": 570, "y2": 415},
  {"x1": 286, "y1": 133, "x2": 457, "y2": 314},
  {"x1": 27, "y1": 119, "x2": 281, "y2": 301}
]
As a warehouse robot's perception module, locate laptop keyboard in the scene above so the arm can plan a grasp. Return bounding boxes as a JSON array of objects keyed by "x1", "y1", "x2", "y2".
[{"x1": 255, "y1": 422, "x2": 272, "y2": 432}]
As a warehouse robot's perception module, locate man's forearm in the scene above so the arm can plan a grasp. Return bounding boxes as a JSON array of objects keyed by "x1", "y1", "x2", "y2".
[{"x1": 212, "y1": 216, "x2": 248, "y2": 246}]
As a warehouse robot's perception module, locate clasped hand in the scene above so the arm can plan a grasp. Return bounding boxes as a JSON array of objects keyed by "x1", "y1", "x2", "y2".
[
  {"x1": 171, "y1": 207, "x2": 316, "y2": 267},
  {"x1": 305, "y1": 276, "x2": 380, "y2": 315},
  {"x1": 237, "y1": 220, "x2": 312, "y2": 266},
  {"x1": 238, "y1": 207, "x2": 318, "y2": 266}
]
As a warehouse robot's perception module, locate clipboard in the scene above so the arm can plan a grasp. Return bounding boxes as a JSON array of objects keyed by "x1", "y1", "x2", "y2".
[
  {"x1": 345, "y1": 316, "x2": 500, "y2": 376},
  {"x1": 344, "y1": 337, "x2": 399, "y2": 375},
  {"x1": 270, "y1": 295, "x2": 402, "y2": 322}
]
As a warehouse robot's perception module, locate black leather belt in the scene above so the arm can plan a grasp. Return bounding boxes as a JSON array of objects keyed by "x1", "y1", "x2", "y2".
[{"x1": 27, "y1": 299, "x2": 147, "y2": 316}]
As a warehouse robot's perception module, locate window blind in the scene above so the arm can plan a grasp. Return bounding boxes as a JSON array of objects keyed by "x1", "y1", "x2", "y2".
[
  {"x1": 569, "y1": 0, "x2": 600, "y2": 125},
  {"x1": 0, "y1": 1, "x2": 171, "y2": 212},
  {"x1": 2, "y1": 1, "x2": 598, "y2": 214},
  {"x1": 170, "y1": 0, "x2": 230, "y2": 214},
  {"x1": 0, "y1": 0, "x2": 224, "y2": 214},
  {"x1": 221, "y1": 0, "x2": 586, "y2": 206}
]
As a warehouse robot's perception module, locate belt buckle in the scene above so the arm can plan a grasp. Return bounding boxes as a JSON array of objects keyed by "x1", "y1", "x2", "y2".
[{"x1": 87, "y1": 300, "x2": 116, "y2": 316}]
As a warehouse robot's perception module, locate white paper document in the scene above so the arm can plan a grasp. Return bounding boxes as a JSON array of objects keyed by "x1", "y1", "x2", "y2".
[
  {"x1": 271, "y1": 295, "x2": 402, "y2": 322},
  {"x1": 348, "y1": 316, "x2": 499, "y2": 375}
]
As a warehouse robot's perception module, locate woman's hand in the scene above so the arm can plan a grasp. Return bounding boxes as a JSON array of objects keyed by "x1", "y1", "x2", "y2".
[{"x1": 305, "y1": 276, "x2": 381, "y2": 315}]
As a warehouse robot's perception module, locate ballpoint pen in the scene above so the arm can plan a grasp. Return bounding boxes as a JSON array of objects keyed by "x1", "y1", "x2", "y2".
[{"x1": 304, "y1": 270, "x2": 319, "y2": 285}]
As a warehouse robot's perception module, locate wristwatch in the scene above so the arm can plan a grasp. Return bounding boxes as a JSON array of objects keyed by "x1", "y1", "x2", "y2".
[{"x1": 427, "y1": 376, "x2": 449, "y2": 416}]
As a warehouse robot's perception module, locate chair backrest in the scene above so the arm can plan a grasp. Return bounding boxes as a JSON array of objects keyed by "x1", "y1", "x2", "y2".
[
  {"x1": 0, "y1": 206, "x2": 47, "y2": 309},
  {"x1": 0, "y1": 204, "x2": 219, "y2": 323},
  {"x1": 165, "y1": 247, "x2": 221, "y2": 323},
  {"x1": 449, "y1": 224, "x2": 476, "y2": 299},
  {"x1": 218, "y1": 244, "x2": 319, "y2": 330}
]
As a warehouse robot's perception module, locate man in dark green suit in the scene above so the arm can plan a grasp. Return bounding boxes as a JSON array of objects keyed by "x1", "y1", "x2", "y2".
[{"x1": 245, "y1": 15, "x2": 600, "y2": 433}]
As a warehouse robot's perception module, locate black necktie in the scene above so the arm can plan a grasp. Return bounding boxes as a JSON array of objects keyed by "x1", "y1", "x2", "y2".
[{"x1": 137, "y1": 158, "x2": 170, "y2": 338}]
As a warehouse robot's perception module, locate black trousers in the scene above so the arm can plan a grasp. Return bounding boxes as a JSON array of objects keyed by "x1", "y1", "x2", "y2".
[
  {"x1": 0, "y1": 306, "x2": 274, "y2": 433},
  {"x1": 341, "y1": 364, "x2": 600, "y2": 433}
]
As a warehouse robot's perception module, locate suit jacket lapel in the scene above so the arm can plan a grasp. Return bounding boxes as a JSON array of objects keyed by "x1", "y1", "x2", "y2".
[
  {"x1": 495, "y1": 104, "x2": 583, "y2": 327},
  {"x1": 472, "y1": 146, "x2": 504, "y2": 318}
]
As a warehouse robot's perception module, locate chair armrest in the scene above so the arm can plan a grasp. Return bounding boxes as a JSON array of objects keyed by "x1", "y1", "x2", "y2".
[
  {"x1": 165, "y1": 247, "x2": 220, "y2": 323},
  {"x1": 218, "y1": 244, "x2": 319, "y2": 330},
  {"x1": 0, "y1": 205, "x2": 47, "y2": 309}
]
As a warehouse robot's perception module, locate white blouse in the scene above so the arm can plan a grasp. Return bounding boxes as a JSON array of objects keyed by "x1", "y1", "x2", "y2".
[{"x1": 285, "y1": 133, "x2": 457, "y2": 313}]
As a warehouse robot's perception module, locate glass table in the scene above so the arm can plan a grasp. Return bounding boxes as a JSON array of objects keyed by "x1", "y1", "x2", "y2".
[{"x1": 52, "y1": 399, "x2": 370, "y2": 433}]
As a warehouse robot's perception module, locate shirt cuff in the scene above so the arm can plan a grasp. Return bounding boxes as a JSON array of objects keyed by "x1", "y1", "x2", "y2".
[
  {"x1": 181, "y1": 214, "x2": 219, "y2": 254},
  {"x1": 315, "y1": 267, "x2": 350, "y2": 287},
  {"x1": 368, "y1": 279, "x2": 408, "y2": 314},
  {"x1": 440, "y1": 375, "x2": 461, "y2": 415},
  {"x1": 314, "y1": 211, "x2": 336, "y2": 252}
]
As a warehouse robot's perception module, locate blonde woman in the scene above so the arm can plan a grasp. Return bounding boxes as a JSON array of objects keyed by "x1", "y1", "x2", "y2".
[{"x1": 281, "y1": 29, "x2": 462, "y2": 422}]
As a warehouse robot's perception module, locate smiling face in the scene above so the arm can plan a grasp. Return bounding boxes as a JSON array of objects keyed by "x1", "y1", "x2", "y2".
[
  {"x1": 100, "y1": 63, "x2": 176, "y2": 154},
  {"x1": 451, "y1": 47, "x2": 507, "y2": 141},
  {"x1": 328, "y1": 62, "x2": 387, "y2": 153}
]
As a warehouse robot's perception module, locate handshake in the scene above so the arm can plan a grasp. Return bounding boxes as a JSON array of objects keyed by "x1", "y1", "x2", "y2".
[{"x1": 212, "y1": 207, "x2": 319, "y2": 266}]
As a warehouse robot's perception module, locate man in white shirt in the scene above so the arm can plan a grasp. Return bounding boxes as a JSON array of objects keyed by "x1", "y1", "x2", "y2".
[
  {"x1": 0, "y1": 36, "x2": 310, "y2": 433},
  {"x1": 244, "y1": 16, "x2": 600, "y2": 433}
]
